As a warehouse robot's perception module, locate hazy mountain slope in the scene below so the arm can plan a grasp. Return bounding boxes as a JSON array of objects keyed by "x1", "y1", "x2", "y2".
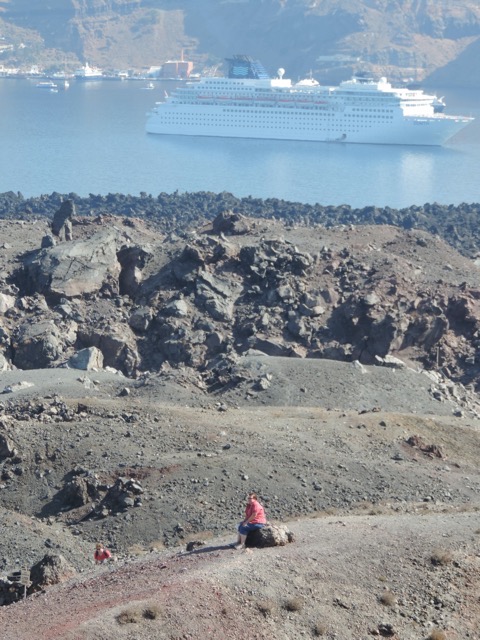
[
  {"x1": 0, "y1": 0, "x2": 479, "y2": 84},
  {"x1": 426, "y1": 34, "x2": 480, "y2": 88}
]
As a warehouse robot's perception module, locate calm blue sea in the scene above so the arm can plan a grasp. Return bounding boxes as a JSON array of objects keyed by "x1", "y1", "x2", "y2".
[{"x1": 1, "y1": 77, "x2": 480, "y2": 208}]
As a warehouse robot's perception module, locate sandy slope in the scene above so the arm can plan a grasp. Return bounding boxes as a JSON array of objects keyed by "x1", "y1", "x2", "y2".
[{"x1": 0, "y1": 363, "x2": 479, "y2": 639}]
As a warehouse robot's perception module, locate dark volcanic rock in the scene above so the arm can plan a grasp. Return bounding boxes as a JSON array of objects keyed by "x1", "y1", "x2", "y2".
[
  {"x1": 1, "y1": 192, "x2": 480, "y2": 258},
  {"x1": 21, "y1": 230, "x2": 120, "y2": 299},
  {"x1": 29, "y1": 553, "x2": 76, "y2": 592},
  {"x1": 1, "y1": 205, "x2": 480, "y2": 394},
  {"x1": 12, "y1": 321, "x2": 67, "y2": 369},
  {"x1": 246, "y1": 524, "x2": 295, "y2": 548},
  {"x1": 51, "y1": 200, "x2": 75, "y2": 241}
]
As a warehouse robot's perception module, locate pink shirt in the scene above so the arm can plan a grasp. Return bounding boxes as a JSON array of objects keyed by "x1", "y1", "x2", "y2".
[
  {"x1": 245, "y1": 499, "x2": 266, "y2": 524},
  {"x1": 94, "y1": 548, "x2": 111, "y2": 563}
]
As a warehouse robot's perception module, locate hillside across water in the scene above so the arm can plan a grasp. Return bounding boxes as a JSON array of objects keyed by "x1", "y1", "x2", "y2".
[{"x1": 1, "y1": 0, "x2": 480, "y2": 86}]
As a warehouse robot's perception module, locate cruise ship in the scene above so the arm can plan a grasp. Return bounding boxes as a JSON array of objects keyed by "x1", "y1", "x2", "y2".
[{"x1": 146, "y1": 55, "x2": 473, "y2": 146}]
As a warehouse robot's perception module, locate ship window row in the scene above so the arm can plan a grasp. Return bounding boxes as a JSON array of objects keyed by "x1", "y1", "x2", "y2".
[
  {"x1": 221, "y1": 111, "x2": 337, "y2": 118},
  {"x1": 175, "y1": 102, "x2": 340, "y2": 111},
  {"x1": 160, "y1": 118, "x2": 370, "y2": 133},
  {"x1": 165, "y1": 112, "x2": 393, "y2": 122},
  {"x1": 348, "y1": 114, "x2": 393, "y2": 119},
  {"x1": 161, "y1": 114, "x2": 379, "y2": 130},
  {"x1": 351, "y1": 108, "x2": 392, "y2": 112},
  {"x1": 218, "y1": 109, "x2": 394, "y2": 120},
  {"x1": 345, "y1": 99, "x2": 397, "y2": 105},
  {"x1": 175, "y1": 102, "x2": 395, "y2": 115}
]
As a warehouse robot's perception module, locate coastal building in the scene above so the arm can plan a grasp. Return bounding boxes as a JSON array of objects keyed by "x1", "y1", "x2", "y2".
[{"x1": 159, "y1": 59, "x2": 193, "y2": 80}]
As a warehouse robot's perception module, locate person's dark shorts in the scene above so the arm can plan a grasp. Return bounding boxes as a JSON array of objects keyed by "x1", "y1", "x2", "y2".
[{"x1": 238, "y1": 522, "x2": 265, "y2": 535}]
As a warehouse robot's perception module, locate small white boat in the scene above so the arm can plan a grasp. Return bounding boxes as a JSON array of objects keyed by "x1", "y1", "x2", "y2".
[
  {"x1": 141, "y1": 82, "x2": 155, "y2": 90},
  {"x1": 50, "y1": 70, "x2": 71, "y2": 89},
  {"x1": 36, "y1": 81, "x2": 58, "y2": 89}
]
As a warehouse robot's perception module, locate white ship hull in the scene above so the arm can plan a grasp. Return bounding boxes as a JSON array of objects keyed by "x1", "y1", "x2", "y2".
[
  {"x1": 146, "y1": 56, "x2": 473, "y2": 147},
  {"x1": 146, "y1": 104, "x2": 470, "y2": 146}
]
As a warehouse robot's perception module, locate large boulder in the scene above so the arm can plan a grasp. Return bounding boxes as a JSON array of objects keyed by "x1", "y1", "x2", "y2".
[
  {"x1": 0, "y1": 432, "x2": 17, "y2": 459},
  {"x1": 77, "y1": 323, "x2": 139, "y2": 376},
  {"x1": 0, "y1": 352, "x2": 12, "y2": 371},
  {"x1": 97, "y1": 477, "x2": 144, "y2": 515},
  {"x1": 22, "y1": 230, "x2": 120, "y2": 299},
  {"x1": 195, "y1": 271, "x2": 237, "y2": 321},
  {"x1": 129, "y1": 306, "x2": 153, "y2": 332},
  {"x1": 12, "y1": 320, "x2": 65, "y2": 369},
  {"x1": 117, "y1": 245, "x2": 152, "y2": 296},
  {"x1": 0, "y1": 293, "x2": 15, "y2": 313},
  {"x1": 172, "y1": 244, "x2": 206, "y2": 284},
  {"x1": 29, "y1": 554, "x2": 76, "y2": 592},
  {"x1": 51, "y1": 199, "x2": 75, "y2": 239},
  {"x1": 246, "y1": 524, "x2": 295, "y2": 548},
  {"x1": 212, "y1": 210, "x2": 252, "y2": 235},
  {"x1": 68, "y1": 346, "x2": 104, "y2": 371},
  {"x1": 61, "y1": 472, "x2": 101, "y2": 509}
]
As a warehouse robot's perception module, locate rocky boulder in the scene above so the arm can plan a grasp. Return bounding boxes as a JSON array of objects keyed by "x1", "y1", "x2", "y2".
[
  {"x1": 129, "y1": 306, "x2": 153, "y2": 332},
  {"x1": 68, "y1": 346, "x2": 104, "y2": 371},
  {"x1": 246, "y1": 524, "x2": 295, "y2": 548},
  {"x1": 0, "y1": 293, "x2": 15, "y2": 313},
  {"x1": 29, "y1": 554, "x2": 76, "y2": 592},
  {"x1": 51, "y1": 200, "x2": 75, "y2": 241},
  {"x1": 77, "y1": 323, "x2": 139, "y2": 376},
  {"x1": 0, "y1": 432, "x2": 17, "y2": 459},
  {"x1": 61, "y1": 473, "x2": 101, "y2": 510},
  {"x1": 211, "y1": 210, "x2": 252, "y2": 235},
  {"x1": 117, "y1": 245, "x2": 152, "y2": 297},
  {"x1": 12, "y1": 321, "x2": 66, "y2": 369},
  {"x1": 97, "y1": 477, "x2": 144, "y2": 515},
  {"x1": 0, "y1": 353, "x2": 12, "y2": 371},
  {"x1": 22, "y1": 230, "x2": 121, "y2": 299},
  {"x1": 195, "y1": 271, "x2": 237, "y2": 322}
]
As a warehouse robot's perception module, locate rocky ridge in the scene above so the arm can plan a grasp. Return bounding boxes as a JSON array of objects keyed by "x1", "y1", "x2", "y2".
[
  {"x1": 2, "y1": 191, "x2": 480, "y2": 258},
  {"x1": 2, "y1": 203, "x2": 480, "y2": 391}
]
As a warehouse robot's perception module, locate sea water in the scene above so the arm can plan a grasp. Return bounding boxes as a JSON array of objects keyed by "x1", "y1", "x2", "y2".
[{"x1": 1, "y1": 78, "x2": 479, "y2": 208}]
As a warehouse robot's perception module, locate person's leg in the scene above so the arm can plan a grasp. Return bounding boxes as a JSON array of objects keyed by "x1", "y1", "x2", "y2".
[
  {"x1": 231, "y1": 523, "x2": 243, "y2": 547},
  {"x1": 235, "y1": 533, "x2": 247, "y2": 549},
  {"x1": 236, "y1": 523, "x2": 265, "y2": 549},
  {"x1": 234, "y1": 523, "x2": 250, "y2": 549}
]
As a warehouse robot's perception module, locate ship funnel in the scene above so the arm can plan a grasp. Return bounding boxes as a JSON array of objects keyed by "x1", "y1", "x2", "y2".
[{"x1": 277, "y1": 68, "x2": 285, "y2": 79}]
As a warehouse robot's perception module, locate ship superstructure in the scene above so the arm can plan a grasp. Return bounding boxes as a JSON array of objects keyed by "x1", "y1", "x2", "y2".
[{"x1": 146, "y1": 55, "x2": 473, "y2": 146}]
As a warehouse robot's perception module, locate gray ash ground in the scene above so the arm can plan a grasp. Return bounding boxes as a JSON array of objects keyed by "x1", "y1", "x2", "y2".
[{"x1": 0, "y1": 212, "x2": 479, "y2": 639}]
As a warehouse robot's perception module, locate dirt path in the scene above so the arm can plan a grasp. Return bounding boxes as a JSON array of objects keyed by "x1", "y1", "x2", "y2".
[{"x1": 1, "y1": 511, "x2": 478, "y2": 640}]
